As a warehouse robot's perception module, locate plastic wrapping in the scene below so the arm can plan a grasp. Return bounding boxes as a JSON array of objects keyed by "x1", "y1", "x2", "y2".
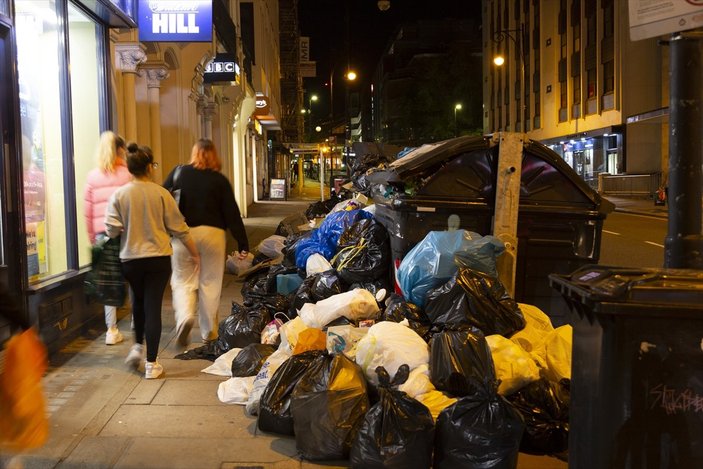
[
  {"x1": 226, "y1": 251, "x2": 254, "y2": 276},
  {"x1": 453, "y1": 234, "x2": 505, "y2": 278},
  {"x1": 230, "y1": 343, "x2": 276, "y2": 377},
  {"x1": 425, "y1": 268, "x2": 526, "y2": 337},
  {"x1": 429, "y1": 328, "x2": 497, "y2": 398},
  {"x1": 291, "y1": 353, "x2": 370, "y2": 460},
  {"x1": 245, "y1": 348, "x2": 292, "y2": 416},
  {"x1": 257, "y1": 235, "x2": 287, "y2": 259},
  {"x1": 217, "y1": 376, "x2": 255, "y2": 405},
  {"x1": 257, "y1": 350, "x2": 325, "y2": 435},
  {"x1": 350, "y1": 365, "x2": 435, "y2": 469},
  {"x1": 84, "y1": 235, "x2": 126, "y2": 306},
  {"x1": 510, "y1": 303, "x2": 555, "y2": 353},
  {"x1": 434, "y1": 386, "x2": 525, "y2": 469},
  {"x1": 508, "y1": 378, "x2": 570, "y2": 456}
]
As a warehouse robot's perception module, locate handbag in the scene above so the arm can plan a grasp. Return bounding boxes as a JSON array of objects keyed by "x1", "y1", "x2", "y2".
[
  {"x1": 170, "y1": 164, "x2": 183, "y2": 205},
  {"x1": 0, "y1": 328, "x2": 49, "y2": 450},
  {"x1": 84, "y1": 234, "x2": 127, "y2": 306}
]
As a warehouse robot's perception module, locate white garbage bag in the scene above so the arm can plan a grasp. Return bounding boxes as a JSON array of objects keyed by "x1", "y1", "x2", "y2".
[
  {"x1": 355, "y1": 321, "x2": 429, "y2": 385},
  {"x1": 217, "y1": 376, "x2": 255, "y2": 405},
  {"x1": 245, "y1": 348, "x2": 292, "y2": 416},
  {"x1": 256, "y1": 235, "x2": 286, "y2": 259},
  {"x1": 298, "y1": 288, "x2": 380, "y2": 329},
  {"x1": 305, "y1": 253, "x2": 332, "y2": 277},
  {"x1": 201, "y1": 348, "x2": 242, "y2": 377}
]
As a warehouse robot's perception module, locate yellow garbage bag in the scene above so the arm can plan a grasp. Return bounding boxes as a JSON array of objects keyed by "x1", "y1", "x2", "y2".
[
  {"x1": 0, "y1": 328, "x2": 49, "y2": 451},
  {"x1": 533, "y1": 325, "x2": 573, "y2": 383},
  {"x1": 415, "y1": 390, "x2": 457, "y2": 422},
  {"x1": 510, "y1": 303, "x2": 554, "y2": 353},
  {"x1": 486, "y1": 334, "x2": 540, "y2": 396},
  {"x1": 292, "y1": 327, "x2": 327, "y2": 355}
]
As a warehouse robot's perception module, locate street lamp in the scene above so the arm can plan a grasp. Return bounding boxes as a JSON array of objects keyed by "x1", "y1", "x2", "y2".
[
  {"x1": 307, "y1": 94, "x2": 318, "y2": 140},
  {"x1": 492, "y1": 25, "x2": 527, "y2": 133},
  {"x1": 454, "y1": 103, "x2": 462, "y2": 137}
]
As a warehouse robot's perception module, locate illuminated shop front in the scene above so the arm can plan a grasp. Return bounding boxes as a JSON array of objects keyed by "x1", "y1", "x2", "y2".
[
  {"x1": 543, "y1": 127, "x2": 624, "y2": 190},
  {"x1": 0, "y1": 0, "x2": 136, "y2": 349}
]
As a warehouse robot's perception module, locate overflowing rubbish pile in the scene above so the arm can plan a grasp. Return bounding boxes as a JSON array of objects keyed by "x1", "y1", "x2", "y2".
[{"x1": 188, "y1": 140, "x2": 576, "y2": 467}]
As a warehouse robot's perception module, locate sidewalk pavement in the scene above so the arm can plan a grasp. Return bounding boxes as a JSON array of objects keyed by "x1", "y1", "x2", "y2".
[
  {"x1": 8, "y1": 196, "x2": 589, "y2": 469},
  {"x1": 604, "y1": 194, "x2": 668, "y2": 219}
]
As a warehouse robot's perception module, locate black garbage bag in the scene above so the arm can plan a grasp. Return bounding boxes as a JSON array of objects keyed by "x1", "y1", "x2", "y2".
[
  {"x1": 305, "y1": 198, "x2": 340, "y2": 219},
  {"x1": 291, "y1": 353, "x2": 370, "y2": 460},
  {"x1": 434, "y1": 383, "x2": 525, "y2": 469},
  {"x1": 174, "y1": 342, "x2": 219, "y2": 361},
  {"x1": 282, "y1": 231, "x2": 313, "y2": 268},
  {"x1": 291, "y1": 270, "x2": 346, "y2": 315},
  {"x1": 425, "y1": 268, "x2": 526, "y2": 337},
  {"x1": 350, "y1": 365, "x2": 435, "y2": 469},
  {"x1": 312, "y1": 269, "x2": 345, "y2": 298},
  {"x1": 215, "y1": 303, "x2": 271, "y2": 352},
  {"x1": 349, "y1": 277, "x2": 391, "y2": 298},
  {"x1": 257, "y1": 350, "x2": 325, "y2": 436},
  {"x1": 275, "y1": 212, "x2": 310, "y2": 237},
  {"x1": 429, "y1": 327, "x2": 496, "y2": 397},
  {"x1": 241, "y1": 269, "x2": 271, "y2": 299},
  {"x1": 251, "y1": 251, "x2": 272, "y2": 266},
  {"x1": 231, "y1": 343, "x2": 277, "y2": 377},
  {"x1": 333, "y1": 218, "x2": 390, "y2": 284},
  {"x1": 508, "y1": 378, "x2": 570, "y2": 456},
  {"x1": 382, "y1": 294, "x2": 432, "y2": 340}
]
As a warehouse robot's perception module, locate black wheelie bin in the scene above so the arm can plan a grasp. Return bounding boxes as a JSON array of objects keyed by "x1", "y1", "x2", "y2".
[
  {"x1": 370, "y1": 134, "x2": 614, "y2": 326},
  {"x1": 550, "y1": 265, "x2": 703, "y2": 469}
]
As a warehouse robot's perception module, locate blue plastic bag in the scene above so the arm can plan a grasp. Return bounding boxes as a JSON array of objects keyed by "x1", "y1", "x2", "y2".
[
  {"x1": 295, "y1": 210, "x2": 372, "y2": 270},
  {"x1": 398, "y1": 230, "x2": 501, "y2": 308}
]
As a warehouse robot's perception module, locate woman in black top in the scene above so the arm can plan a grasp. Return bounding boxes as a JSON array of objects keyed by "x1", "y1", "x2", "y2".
[{"x1": 164, "y1": 139, "x2": 249, "y2": 346}]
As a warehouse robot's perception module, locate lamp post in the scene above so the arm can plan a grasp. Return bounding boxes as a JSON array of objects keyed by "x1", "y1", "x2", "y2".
[
  {"x1": 492, "y1": 24, "x2": 527, "y2": 133},
  {"x1": 308, "y1": 94, "x2": 318, "y2": 140},
  {"x1": 454, "y1": 103, "x2": 462, "y2": 137}
]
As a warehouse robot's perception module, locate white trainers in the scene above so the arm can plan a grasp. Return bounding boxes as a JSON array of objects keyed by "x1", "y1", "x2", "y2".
[
  {"x1": 145, "y1": 360, "x2": 164, "y2": 379},
  {"x1": 105, "y1": 326, "x2": 124, "y2": 345},
  {"x1": 176, "y1": 316, "x2": 194, "y2": 347},
  {"x1": 124, "y1": 343, "x2": 144, "y2": 369}
]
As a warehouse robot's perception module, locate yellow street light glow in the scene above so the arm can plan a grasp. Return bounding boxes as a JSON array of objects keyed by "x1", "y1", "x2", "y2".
[
  {"x1": 346, "y1": 70, "x2": 357, "y2": 81},
  {"x1": 455, "y1": 103, "x2": 463, "y2": 110},
  {"x1": 315, "y1": 126, "x2": 322, "y2": 132},
  {"x1": 311, "y1": 94, "x2": 318, "y2": 101},
  {"x1": 493, "y1": 55, "x2": 505, "y2": 66},
  {"x1": 300, "y1": 109, "x2": 306, "y2": 114}
]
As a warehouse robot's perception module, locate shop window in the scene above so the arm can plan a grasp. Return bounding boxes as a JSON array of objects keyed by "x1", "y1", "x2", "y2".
[
  {"x1": 68, "y1": 2, "x2": 103, "y2": 268},
  {"x1": 16, "y1": 0, "x2": 67, "y2": 282}
]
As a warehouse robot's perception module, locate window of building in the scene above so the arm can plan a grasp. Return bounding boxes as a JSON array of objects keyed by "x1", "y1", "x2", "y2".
[
  {"x1": 559, "y1": 0, "x2": 567, "y2": 122},
  {"x1": 533, "y1": 0, "x2": 540, "y2": 128},
  {"x1": 69, "y1": 2, "x2": 105, "y2": 268},
  {"x1": 571, "y1": 0, "x2": 581, "y2": 118},
  {"x1": 16, "y1": 0, "x2": 67, "y2": 282}
]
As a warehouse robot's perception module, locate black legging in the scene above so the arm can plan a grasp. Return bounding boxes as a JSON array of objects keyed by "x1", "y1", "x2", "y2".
[{"x1": 121, "y1": 256, "x2": 171, "y2": 362}]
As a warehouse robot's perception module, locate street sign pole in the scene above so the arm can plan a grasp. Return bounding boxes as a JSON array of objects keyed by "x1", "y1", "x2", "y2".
[{"x1": 665, "y1": 33, "x2": 703, "y2": 269}]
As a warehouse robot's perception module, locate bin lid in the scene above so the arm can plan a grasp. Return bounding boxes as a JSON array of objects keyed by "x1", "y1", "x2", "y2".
[
  {"x1": 373, "y1": 134, "x2": 614, "y2": 215},
  {"x1": 549, "y1": 265, "x2": 703, "y2": 314}
]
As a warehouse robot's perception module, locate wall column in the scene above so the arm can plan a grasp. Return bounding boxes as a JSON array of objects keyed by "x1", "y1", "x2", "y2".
[
  {"x1": 142, "y1": 63, "x2": 169, "y2": 181},
  {"x1": 114, "y1": 43, "x2": 146, "y2": 142}
]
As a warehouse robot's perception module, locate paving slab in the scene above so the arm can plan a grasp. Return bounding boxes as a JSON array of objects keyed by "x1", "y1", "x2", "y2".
[
  {"x1": 152, "y1": 379, "x2": 225, "y2": 406},
  {"x1": 54, "y1": 436, "x2": 132, "y2": 469},
  {"x1": 100, "y1": 405, "x2": 256, "y2": 439}
]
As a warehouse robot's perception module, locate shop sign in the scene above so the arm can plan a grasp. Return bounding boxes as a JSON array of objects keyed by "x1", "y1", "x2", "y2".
[
  {"x1": 138, "y1": 0, "x2": 213, "y2": 42},
  {"x1": 204, "y1": 53, "x2": 240, "y2": 84},
  {"x1": 270, "y1": 178, "x2": 286, "y2": 200},
  {"x1": 628, "y1": 0, "x2": 703, "y2": 40},
  {"x1": 254, "y1": 94, "x2": 270, "y2": 116}
]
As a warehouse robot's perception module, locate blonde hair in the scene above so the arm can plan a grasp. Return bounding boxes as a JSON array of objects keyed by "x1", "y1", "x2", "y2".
[
  {"x1": 189, "y1": 139, "x2": 222, "y2": 171},
  {"x1": 97, "y1": 131, "x2": 126, "y2": 173}
]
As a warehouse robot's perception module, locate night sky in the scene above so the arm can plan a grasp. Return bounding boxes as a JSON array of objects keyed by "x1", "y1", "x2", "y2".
[{"x1": 297, "y1": 0, "x2": 481, "y2": 114}]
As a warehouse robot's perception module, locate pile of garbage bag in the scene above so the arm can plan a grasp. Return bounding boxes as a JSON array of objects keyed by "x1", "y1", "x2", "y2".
[{"x1": 193, "y1": 189, "x2": 574, "y2": 466}]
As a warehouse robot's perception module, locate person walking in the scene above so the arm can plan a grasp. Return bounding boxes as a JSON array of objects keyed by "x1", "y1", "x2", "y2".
[
  {"x1": 163, "y1": 139, "x2": 249, "y2": 347},
  {"x1": 83, "y1": 131, "x2": 131, "y2": 345},
  {"x1": 105, "y1": 143, "x2": 199, "y2": 379}
]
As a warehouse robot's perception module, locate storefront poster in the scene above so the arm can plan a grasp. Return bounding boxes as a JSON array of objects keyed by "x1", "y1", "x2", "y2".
[
  {"x1": 138, "y1": 0, "x2": 212, "y2": 42},
  {"x1": 270, "y1": 178, "x2": 286, "y2": 200}
]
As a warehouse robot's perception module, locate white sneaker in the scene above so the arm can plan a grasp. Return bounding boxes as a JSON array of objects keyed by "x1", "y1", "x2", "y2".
[
  {"x1": 145, "y1": 360, "x2": 164, "y2": 379},
  {"x1": 105, "y1": 326, "x2": 124, "y2": 345},
  {"x1": 176, "y1": 316, "x2": 194, "y2": 346},
  {"x1": 124, "y1": 344, "x2": 144, "y2": 369}
]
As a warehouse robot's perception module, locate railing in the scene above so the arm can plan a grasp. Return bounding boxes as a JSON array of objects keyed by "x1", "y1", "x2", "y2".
[{"x1": 598, "y1": 173, "x2": 661, "y2": 197}]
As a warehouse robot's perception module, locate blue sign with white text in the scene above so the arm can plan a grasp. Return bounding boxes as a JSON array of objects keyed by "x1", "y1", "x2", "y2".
[{"x1": 138, "y1": 0, "x2": 212, "y2": 42}]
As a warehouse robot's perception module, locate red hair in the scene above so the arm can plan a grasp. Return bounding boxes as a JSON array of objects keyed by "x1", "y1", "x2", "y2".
[{"x1": 189, "y1": 139, "x2": 222, "y2": 171}]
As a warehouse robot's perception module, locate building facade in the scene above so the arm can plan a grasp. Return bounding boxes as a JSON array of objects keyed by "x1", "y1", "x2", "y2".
[
  {"x1": 0, "y1": 0, "x2": 281, "y2": 351},
  {"x1": 483, "y1": 0, "x2": 667, "y2": 192}
]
